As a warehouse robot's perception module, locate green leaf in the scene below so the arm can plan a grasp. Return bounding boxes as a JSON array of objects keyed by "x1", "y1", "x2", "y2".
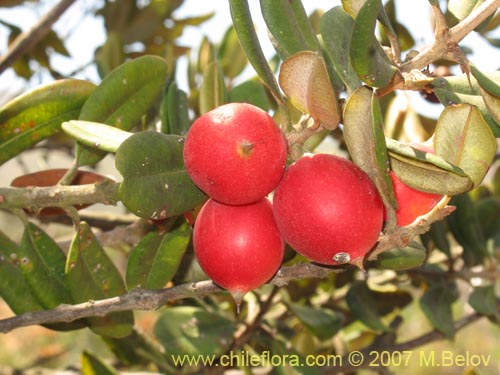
[
  {"x1": 219, "y1": 26, "x2": 248, "y2": 79},
  {"x1": 432, "y1": 73, "x2": 500, "y2": 137},
  {"x1": 95, "y1": 32, "x2": 125, "y2": 78},
  {"x1": 426, "y1": 220, "x2": 452, "y2": 257},
  {"x1": 346, "y1": 281, "x2": 391, "y2": 332},
  {"x1": 126, "y1": 221, "x2": 192, "y2": 290},
  {"x1": 115, "y1": 131, "x2": 206, "y2": 219},
  {"x1": 343, "y1": 86, "x2": 396, "y2": 209},
  {"x1": 260, "y1": 0, "x2": 317, "y2": 59},
  {"x1": 342, "y1": 0, "x2": 368, "y2": 18},
  {"x1": 372, "y1": 241, "x2": 427, "y2": 270},
  {"x1": 76, "y1": 55, "x2": 168, "y2": 166},
  {"x1": 448, "y1": 193, "x2": 487, "y2": 266},
  {"x1": 447, "y1": 0, "x2": 483, "y2": 26},
  {"x1": 434, "y1": 104, "x2": 497, "y2": 189},
  {"x1": 160, "y1": 82, "x2": 191, "y2": 135},
  {"x1": 0, "y1": 230, "x2": 44, "y2": 315},
  {"x1": 228, "y1": 0, "x2": 283, "y2": 102},
  {"x1": 420, "y1": 282, "x2": 458, "y2": 339},
  {"x1": 471, "y1": 66, "x2": 500, "y2": 135},
  {"x1": 279, "y1": 51, "x2": 340, "y2": 129},
  {"x1": 387, "y1": 138, "x2": 473, "y2": 195},
  {"x1": 289, "y1": 0, "x2": 320, "y2": 51},
  {"x1": 66, "y1": 222, "x2": 134, "y2": 338},
  {"x1": 469, "y1": 285, "x2": 498, "y2": 316},
  {"x1": 229, "y1": 79, "x2": 272, "y2": 111},
  {"x1": 81, "y1": 351, "x2": 118, "y2": 375},
  {"x1": 199, "y1": 60, "x2": 227, "y2": 114},
  {"x1": 320, "y1": 6, "x2": 361, "y2": 92},
  {"x1": 350, "y1": 0, "x2": 398, "y2": 87},
  {"x1": 0, "y1": 79, "x2": 95, "y2": 165},
  {"x1": 289, "y1": 303, "x2": 344, "y2": 340},
  {"x1": 18, "y1": 223, "x2": 72, "y2": 309},
  {"x1": 475, "y1": 197, "x2": 500, "y2": 239},
  {"x1": 62, "y1": 120, "x2": 133, "y2": 153},
  {"x1": 271, "y1": 340, "x2": 325, "y2": 375},
  {"x1": 154, "y1": 306, "x2": 235, "y2": 358}
]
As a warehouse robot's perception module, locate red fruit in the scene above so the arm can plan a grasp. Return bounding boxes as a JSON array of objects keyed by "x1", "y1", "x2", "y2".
[
  {"x1": 183, "y1": 103, "x2": 287, "y2": 205},
  {"x1": 193, "y1": 198, "x2": 284, "y2": 298},
  {"x1": 272, "y1": 154, "x2": 384, "y2": 265},
  {"x1": 390, "y1": 171, "x2": 442, "y2": 226}
]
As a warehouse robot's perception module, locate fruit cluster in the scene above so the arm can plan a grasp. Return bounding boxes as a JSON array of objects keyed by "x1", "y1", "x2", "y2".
[{"x1": 184, "y1": 103, "x2": 441, "y2": 298}]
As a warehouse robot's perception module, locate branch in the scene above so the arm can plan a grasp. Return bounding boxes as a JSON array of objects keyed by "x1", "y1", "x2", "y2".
[
  {"x1": 400, "y1": 0, "x2": 500, "y2": 72},
  {"x1": 0, "y1": 181, "x2": 120, "y2": 211},
  {"x1": 0, "y1": 0, "x2": 77, "y2": 75},
  {"x1": 368, "y1": 196, "x2": 454, "y2": 261},
  {"x1": 0, "y1": 263, "x2": 344, "y2": 334}
]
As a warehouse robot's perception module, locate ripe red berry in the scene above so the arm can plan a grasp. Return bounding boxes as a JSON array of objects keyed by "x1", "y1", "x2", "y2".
[
  {"x1": 272, "y1": 154, "x2": 384, "y2": 265},
  {"x1": 183, "y1": 103, "x2": 287, "y2": 205},
  {"x1": 193, "y1": 198, "x2": 284, "y2": 300},
  {"x1": 390, "y1": 171, "x2": 442, "y2": 226}
]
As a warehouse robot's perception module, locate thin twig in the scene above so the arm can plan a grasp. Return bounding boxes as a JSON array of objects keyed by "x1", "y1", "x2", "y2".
[
  {"x1": 401, "y1": 0, "x2": 500, "y2": 72},
  {"x1": 0, "y1": 263, "x2": 343, "y2": 334},
  {"x1": 0, "y1": 0, "x2": 77, "y2": 75},
  {"x1": 0, "y1": 180, "x2": 120, "y2": 211}
]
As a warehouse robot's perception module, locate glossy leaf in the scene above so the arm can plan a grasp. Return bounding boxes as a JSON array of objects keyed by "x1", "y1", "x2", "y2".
[
  {"x1": 0, "y1": 230, "x2": 44, "y2": 315},
  {"x1": 76, "y1": 55, "x2": 168, "y2": 166},
  {"x1": 469, "y1": 285, "x2": 498, "y2": 316},
  {"x1": 434, "y1": 104, "x2": 497, "y2": 189},
  {"x1": 0, "y1": 79, "x2": 95, "y2": 165},
  {"x1": 448, "y1": 194, "x2": 487, "y2": 266},
  {"x1": 66, "y1": 222, "x2": 134, "y2": 338},
  {"x1": 320, "y1": 6, "x2": 361, "y2": 93},
  {"x1": 81, "y1": 351, "x2": 118, "y2": 375},
  {"x1": 62, "y1": 120, "x2": 132, "y2": 153},
  {"x1": 373, "y1": 241, "x2": 427, "y2": 270},
  {"x1": 228, "y1": 0, "x2": 283, "y2": 102},
  {"x1": 115, "y1": 132, "x2": 206, "y2": 219},
  {"x1": 260, "y1": 0, "x2": 316, "y2": 59},
  {"x1": 350, "y1": 0, "x2": 398, "y2": 87},
  {"x1": 420, "y1": 282, "x2": 458, "y2": 339},
  {"x1": 126, "y1": 222, "x2": 192, "y2": 290},
  {"x1": 343, "y1": 86, "x2": 396, "y2": 208},
  {"x1": 18, "y1": 223, "x2": 72, "y2": 309},
  {"x1": 289, "y1": 303, "x2": 344, "y2": 340},
  {"x1": 199, "y1": 60, "x2": 226, "y2": 114},
  {"x1": 160, "y1": 82, "x2": 191, "y2": 135},
  {"x1": 154, "y1": 306, "x2": 235, "y2": 358},
  {"x1": 279, "y1": 51, "x2": 340, "y2": 129},
  {"x1": 346, "y1": 281, "x2": 391, "y2": 332},
  {"x1": 387, "y1": 138, "x2": 473, "y2": 195}
]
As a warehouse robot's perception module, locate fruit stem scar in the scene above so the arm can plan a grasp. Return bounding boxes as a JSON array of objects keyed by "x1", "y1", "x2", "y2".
[{"x1": 237, "y1": 140, "x2": 254, "y2": 158}]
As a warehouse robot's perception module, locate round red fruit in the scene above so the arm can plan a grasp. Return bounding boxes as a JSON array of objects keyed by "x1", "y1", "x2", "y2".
[
  {"x1": 193, "y1": 198, "x2": 284, "y2": 295},
  {"x1": 272, "y1": 154, "x2": 384, "y2": 265},
  {"x1": 183, "y1": 103, "x2": 287, "y2": 205},
  {"x1": 390, "y1": 171, "x2": 442, "y2": 226}
]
